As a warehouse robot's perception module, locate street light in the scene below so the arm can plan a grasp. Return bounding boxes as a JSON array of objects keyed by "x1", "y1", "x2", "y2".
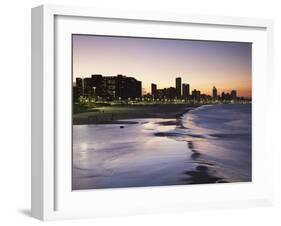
[{"x1": 92, "y1": 86, "x2": 96, "y2": 101}]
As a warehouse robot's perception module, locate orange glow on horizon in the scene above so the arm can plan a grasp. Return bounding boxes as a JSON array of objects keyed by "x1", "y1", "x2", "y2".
[{"x1": 73, "y1": 35, "x2": 252, "y2": 98}]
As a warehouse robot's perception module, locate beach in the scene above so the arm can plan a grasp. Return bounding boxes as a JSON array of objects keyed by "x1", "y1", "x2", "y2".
[
  {"x1": 73, "y1": 104, "x2": 198, "y2": 125},
  {"x1": 72, "y1": 104, "x2": 252, "y2": 190}
]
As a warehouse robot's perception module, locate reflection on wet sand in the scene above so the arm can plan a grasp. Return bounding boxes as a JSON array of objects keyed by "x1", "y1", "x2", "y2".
[{"x1": 73, "y1": 104, "x2": 251, "y2": 190}]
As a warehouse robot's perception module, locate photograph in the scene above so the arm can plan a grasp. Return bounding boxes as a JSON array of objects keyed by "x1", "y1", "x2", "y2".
[{"x1": 72, "y1": 34, "x2": 252, "y2": 190}]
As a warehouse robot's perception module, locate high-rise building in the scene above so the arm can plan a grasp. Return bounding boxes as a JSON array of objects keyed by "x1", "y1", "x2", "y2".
[
  {"x1": 83, "y1": 77, "x2": 93, "y2": 97},
  {"x1": 176, "y1": 77, "x2": 182, "y2": 98},
  {"x1": 156, "y1": 88, "x2": 176, "y2": 100},
  {"x1": 136, "y1": 81, "x2": 142, "y2": 99},
  {"x1": 157, "y1": 89, "x2": 165, "y2": 100},
  {"x1": 192, "y1": 89, "x2": 201, "y2": 100},
  {"x1": 166, "y1": 87, "x2": 176, "y2": 99},
  {"x1": 75, "y1": 77, "x2": 83, "y2": 97},
  {"x1": 73, "y1": 85, "x2": 77, "y2": 101},
  {"x1": 74, "y1": 74, "x2": 142, "y2": 100},
  {"x1": 115, "y1": 74, "x2": 142, "y2": 100},
  {"x1": 221, "y1": 91, "x2": 225, "y2": 100},
  {"x1": 103, "y1": 77, "x2": 116, "y2": 99},
  {"x1": 182, "y1": 83, "x2": 190, "y2": 99},
  {"x1": 212, "y1": 86, "x2": 218, "y2": 98},
  {"x1": 230, "y1": 90, "x2": 237, "y2": 100},
  {"x1": 91, "y1": 74, "x2": 104, "y2": 97},
  {"x1": 151, "y1": 83, "x2": 157, "y2": 98},
  {"x1": 221, "y1": 91, "x2": 231, "y2": 100}
]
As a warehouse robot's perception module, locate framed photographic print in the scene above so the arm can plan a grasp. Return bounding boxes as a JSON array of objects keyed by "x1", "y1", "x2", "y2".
[{"x1": 31, "y1": 4, "x2": 274, "y2": 221}]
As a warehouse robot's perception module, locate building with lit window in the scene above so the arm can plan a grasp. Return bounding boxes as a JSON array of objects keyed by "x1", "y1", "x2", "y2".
[
  {"x1": 182, "y1": 83, "x2": 190, "y2": 99},
  {"x1": 192, "y1": 89, "x2": 201, "y2": 100},
  {"x1": 151, "y1": 83, "x2": 157, "y2": 98},
  {"x1": 212, "y1": 86, "x2": 218, "y2": 98},
  {"x1": 75, "y1": 77, "x2": 83, "y2": 98},
  {"x1": 231, "y1": 90, "x2": 237, "y2": 100},
  {"x1": 175, "y1": 77, "x2": 182, "y2": 98},
  {"x1": 74, "y1": 74, "x2": 142, "y2": 100}
]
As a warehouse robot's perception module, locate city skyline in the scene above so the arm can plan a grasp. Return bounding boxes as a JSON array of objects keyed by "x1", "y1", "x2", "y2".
[
  {"x1": 73, "y1": 35, "x2": 252, "y2": 97},
  {"x1": 74, "y1": 74, "x2": 242, "y2": 101}
]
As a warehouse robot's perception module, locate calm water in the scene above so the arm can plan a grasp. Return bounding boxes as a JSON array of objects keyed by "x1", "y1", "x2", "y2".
[{"x1": 72, "y1": 104, "x2": 252, "y2": 190}]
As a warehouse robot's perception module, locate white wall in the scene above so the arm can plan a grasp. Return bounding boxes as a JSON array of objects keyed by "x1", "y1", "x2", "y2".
[{"x1": 0, "y1": 0, "x2": 280, "y2": 225}]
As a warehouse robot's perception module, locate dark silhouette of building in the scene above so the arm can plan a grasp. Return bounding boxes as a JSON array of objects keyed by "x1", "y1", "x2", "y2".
[
  {"x1": 75, "y1": 74, "x2": 142, "y2": 100},
  {"x1": 166, "y1": 87, "x2": 176, "y2": 99},
  {"x1": 156, "y1": 87, "x2": 176, "y2": 100},
  {"x1": 176, "y1": 77, "x2": 182, "y2": 98},
  {"x1": 91, "y1": 74, "x2": 104, "y2": 97},
  {"x1": 212, "y1": 86, "x2": 218, "y2": 98},
  {"x1": 114, "y1": 74, "x2": 142, "y2": 100},
  {"x1": 103, "y1": 76, "x2": 116, "y2": 99},
  {"x1": 156, "y1": 89, "x2": 165, "y2": 100},
  {"x1": 75, "y1": 77, "x2": 83, "y2": 98},
  {"x1": 221, "y1": 91, "x2": 225, "y2": 99},
  {"x1": 231, "y1": 90, "x2": 237, "y2": 100},
  {"x1": 221, "y1": 91, "x2": 231, "y2": 100},
  {"x1": 182, "y1": 83, "x2": 190, "y2": 99},
  {"x1": 83, "y1": 77, "x2": 94, "y2": 97},
  {"x1": 192, "y1": 89, "x2": 201, "y2": 100},
  {"x1": 151, "y1": 83, "x2": 157, "y2": 98},
  {"x1": 73, "y1": 85, "x2": 77, "y2": 101}
]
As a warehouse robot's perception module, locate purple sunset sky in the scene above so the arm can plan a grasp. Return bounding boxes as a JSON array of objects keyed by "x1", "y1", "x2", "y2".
[{"x1": 72, "y1": 34, "x2": 252, "y2": 97}]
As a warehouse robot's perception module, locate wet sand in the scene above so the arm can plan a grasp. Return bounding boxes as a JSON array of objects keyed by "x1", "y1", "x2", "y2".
[
  {"x1": 72, "y1": 104, "x2": 251, "y2": 189},
  {"x1": 73, "y1": 104, "x2": 199, "y2": 125}
]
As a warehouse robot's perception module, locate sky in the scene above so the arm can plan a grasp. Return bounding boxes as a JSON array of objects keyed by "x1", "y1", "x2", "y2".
[{"x1": 72, "y1": 34, "x2": 252, "y2": 97}]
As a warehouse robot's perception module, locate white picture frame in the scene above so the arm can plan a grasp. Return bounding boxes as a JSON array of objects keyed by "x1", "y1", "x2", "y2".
[{"x1": 31, "y1": 4, "x2": 274, "y2": 221}]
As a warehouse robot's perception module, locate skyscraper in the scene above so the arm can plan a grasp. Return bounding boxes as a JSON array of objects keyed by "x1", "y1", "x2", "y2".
[
  {"x1": 192, "y1": 89, "x2": 201, "y2": 100},
  {"x1": 212, "y1": 86, "x2": 218, "y2": 98},
  {"x1": 91, "y1": 74, "x2": 104, "y2": 97},
  {"x1": 231, "y1": 90, "x2": 237, "y2": 100},
  {"x1": 182, "y1": 83, "x2": 190, "y2": 99},
  {"x1": 83, "y1": 77, "x2": 93, "y2": 97},
  {"x1": 76, "y1": 77, "x2": 83, "y2": 97},
  {"x1": 151, "y1": 83, "x2": 157, "y2": 98},
  {"x1": 166, "y1": 87, "x2": 176, "y2": 99},
  {"x1": 75, "y1": 74, "x2": 141, "y2": 100},
  {"x1": 176, "y1": 77, "x2": 182, "y2": 98},
  {"x1": 115, "y1": 74, "x2": 142, "y2": 100}
]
